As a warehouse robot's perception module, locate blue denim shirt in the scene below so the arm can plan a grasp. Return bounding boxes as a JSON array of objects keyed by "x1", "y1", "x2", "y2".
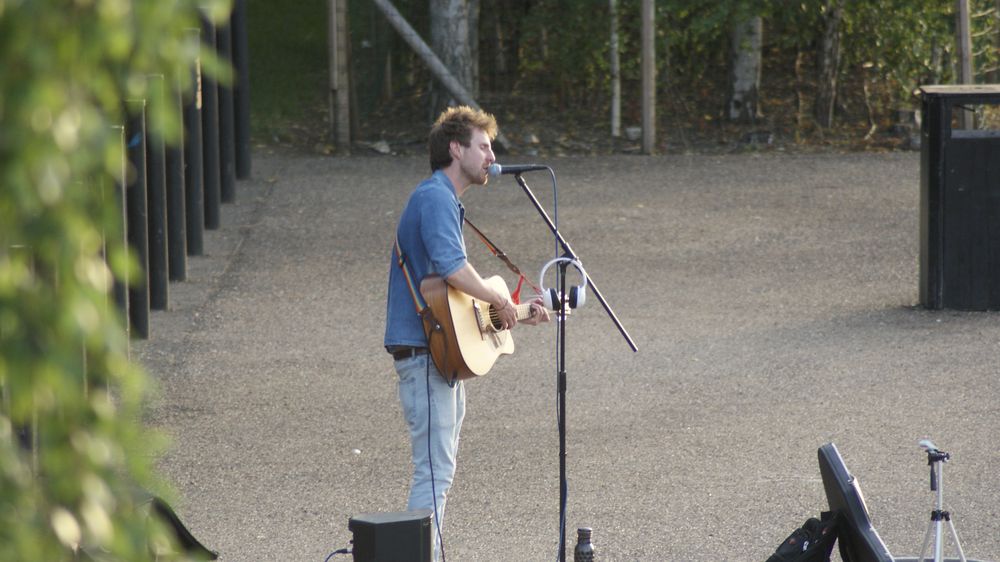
[{"x1": 384, "y1": 170, "x2": 467, "y2": 348}]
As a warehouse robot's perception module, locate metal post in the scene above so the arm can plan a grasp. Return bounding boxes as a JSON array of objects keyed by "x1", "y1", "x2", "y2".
[
  {"x1": 957, "y1": 0, "x2": 974, "y2": 129},
  {"x1": 125, "y1": 100, "x2": 150, "y2": 339},
  {"x1": 641, "y1": 0, "x2": 656, "y2": 154},
  {"x1": 231, "y1": 0, "x2": 252, "y2": 179},
  {"x1": 201, "y1": 16, "x2": 222, "y2": 230},
  {"x1": 330, "y1": 0, "x2": 352, "y2": 151},
  {"x1": 166, "y1": 69, "x2": 188, "y2": 281},
  {"x1": 111, "y1": 126, "x2": 130, "y2": 346},
  {"x1": 610, "y1": 0, "x2": 621, "y2": 138},
  {"x1": 557, "y1": 260, "x2": 568, "y2": 562},
  {"x1": 184, "y1": 28, "x2": 205, "y2": 256},
  {"x1": 146, "y1": 76, "x2": 169, "y2": 311},
  {"x1": 217, "y1": 19, "x2": 237, "y2": 203}
]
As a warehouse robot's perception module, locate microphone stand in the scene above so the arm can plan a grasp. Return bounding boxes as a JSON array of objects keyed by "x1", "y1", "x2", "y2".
[{"x1": 512, "y1": 172, "x2": 638, "y2": 562}]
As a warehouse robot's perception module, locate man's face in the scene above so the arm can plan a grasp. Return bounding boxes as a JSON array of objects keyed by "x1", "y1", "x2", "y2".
[{"x1": 453, "y1": 127, "x2": 495, "y2": 187}]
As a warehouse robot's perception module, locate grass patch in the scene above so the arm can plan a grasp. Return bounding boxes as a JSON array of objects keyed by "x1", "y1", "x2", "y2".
[{"x1": 246, "y1": 0, "x2": 329, "y2": 144}]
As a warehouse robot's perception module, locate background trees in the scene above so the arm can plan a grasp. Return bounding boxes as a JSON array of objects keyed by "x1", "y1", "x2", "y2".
[{"x1": 328, "y1": 0, "x2": 999, "y2": 149}]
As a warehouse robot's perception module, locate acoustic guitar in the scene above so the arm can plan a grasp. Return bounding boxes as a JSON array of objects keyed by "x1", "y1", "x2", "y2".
[{"x1": 419, "y1": 274, "x2": 536, "y2": 381}]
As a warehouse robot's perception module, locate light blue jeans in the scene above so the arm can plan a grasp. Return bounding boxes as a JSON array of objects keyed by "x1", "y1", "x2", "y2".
[{"x1": 395, "y1": 353, "x2": 465, "y2": 561}]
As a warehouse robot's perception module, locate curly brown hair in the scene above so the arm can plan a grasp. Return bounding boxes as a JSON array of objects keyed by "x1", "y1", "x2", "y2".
[{"x1": 428, "y1": 106, "x2": 498, "y2": 172}]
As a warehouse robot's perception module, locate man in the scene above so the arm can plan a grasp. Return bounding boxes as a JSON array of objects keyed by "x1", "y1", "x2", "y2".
[{"x1": 384, "y1": 106, "x2": 549, "y2": 559}]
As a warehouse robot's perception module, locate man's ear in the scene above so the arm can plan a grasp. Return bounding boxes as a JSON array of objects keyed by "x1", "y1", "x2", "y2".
[{"x1": 448, "y1": 139, "x2": 463, "y2": 161}]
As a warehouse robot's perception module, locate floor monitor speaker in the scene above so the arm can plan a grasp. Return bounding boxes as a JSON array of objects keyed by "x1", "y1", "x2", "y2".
[{"x1": 348, "y1": 509, "x2": 432, "y2": 562}]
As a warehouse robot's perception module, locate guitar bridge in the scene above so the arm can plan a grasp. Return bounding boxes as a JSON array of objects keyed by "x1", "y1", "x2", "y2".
[{"x1": 473, "y1": 301, "x2": 501, "y2": 335}]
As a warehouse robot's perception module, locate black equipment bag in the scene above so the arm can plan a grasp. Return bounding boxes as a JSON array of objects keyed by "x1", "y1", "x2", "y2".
[{"x1": 766, "y1": 511, "x2": 839, "y2": 562}]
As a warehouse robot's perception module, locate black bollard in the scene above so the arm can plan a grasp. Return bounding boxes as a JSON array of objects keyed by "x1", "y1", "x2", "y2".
[
  {"x1": 111, "y1": 125, "x2": 130, "y2": 333},
  {"x1": 183, "y1": 28, "x2": 205, "y2": 256},
  {"x1": 125, "y1": 100, "x2": 150, "y2": 339},
  {"x1": 166, "y1": 70, "x2": 188, "y2": 281},
  {"x1": 200, "y1": 16, "x2": 221, "y2": 230},
  {"x1": 145, "y1": 76, "x2": 169, "y2": 311},
  {"x1": 231, "y1": 0, "x2": 251, "y2": 179},
  {"x1": 216, "y1": 20, "x2": 237, "y2": 203}
]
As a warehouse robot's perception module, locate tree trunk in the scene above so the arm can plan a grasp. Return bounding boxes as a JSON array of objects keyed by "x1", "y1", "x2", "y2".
[
  {"x1": 430, "y1": 0, "x2": 474, "y2": 117},
  {"x1": 729, "y1": 16, "x2": 764, "y2": 123},
  {"x1": 814, "y1": 0, "x2": 842, "y2": 128},
  {"x1": 468, "y1": 0, "x2": 479, "y2": 97},
  {"x1": 610, "y1": 0, "x2": 621, "y2": 137},
  {"x1": 727, "y1": 15, "x2": 762, "y2": 122},
  {"x1": 492, "y1": 10, "x2": 507, "y2": 79},
  {"x1": 794, "y1": 49, "x2": 806, "y2": 143},
  {"x1": 372, "y1": 0, "x2": 510, "y2": 149}
]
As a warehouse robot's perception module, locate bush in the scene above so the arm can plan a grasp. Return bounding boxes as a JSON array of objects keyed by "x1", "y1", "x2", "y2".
[{"x1": 0, "y1": 0, "x2": 229, "y2": 559}]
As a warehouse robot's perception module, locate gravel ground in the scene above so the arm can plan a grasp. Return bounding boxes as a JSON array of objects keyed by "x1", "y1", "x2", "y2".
[{"x1": 137, "y1": 149, "x2": 999, "y2": 562}]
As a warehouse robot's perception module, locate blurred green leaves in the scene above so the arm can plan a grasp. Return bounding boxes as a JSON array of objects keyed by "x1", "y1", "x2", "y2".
[{"x1": 0, "y1": 0, "x2": 230, "y2": 559}]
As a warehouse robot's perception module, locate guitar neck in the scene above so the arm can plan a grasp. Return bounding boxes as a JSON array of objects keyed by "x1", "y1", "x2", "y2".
[
  {"x1": 513, "y1": 303, "x2": 534, "y2": 321},
  {"x1": 486, "y1": 302, "x2": 535, "y2": 327}
]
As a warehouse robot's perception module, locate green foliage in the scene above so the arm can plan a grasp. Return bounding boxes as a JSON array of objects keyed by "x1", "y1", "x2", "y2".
[
  {"x1": 0, "y1": 0, "x2": 230, "y2": 559},
  {"x1": 841, "y1": 0, "x2": 956, "y2": 98},
  {"x1": 516, "y1": 0, "x2": 614, "y2": 104},
  {"x1": 262, "y1": 0, "x2": 992, "y2": 143},
  {"x1": 969, "y1": 0, "x2": 1000, "y2": 82}
]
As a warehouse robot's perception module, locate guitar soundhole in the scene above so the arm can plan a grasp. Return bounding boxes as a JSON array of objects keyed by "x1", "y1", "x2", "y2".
[{"x1": 487, "y1": 306, "x2": 503, "y2": 330}]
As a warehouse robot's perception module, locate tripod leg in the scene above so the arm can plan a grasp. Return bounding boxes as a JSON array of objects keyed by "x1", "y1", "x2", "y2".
[
  {"x1": 918, "y1": 517, "x2": 935, "y2": 562},
  {"x1": 946, "y1": 517, "x2": 967, "y2": 562},
  {"x1": 935, "y1": 520, "x2": 944, "y2": 562}
]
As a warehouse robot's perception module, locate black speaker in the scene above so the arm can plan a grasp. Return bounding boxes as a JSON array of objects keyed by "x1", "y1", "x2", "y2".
[{"x1": 348, "y1": 510, "x2": 432, "y2": 562}]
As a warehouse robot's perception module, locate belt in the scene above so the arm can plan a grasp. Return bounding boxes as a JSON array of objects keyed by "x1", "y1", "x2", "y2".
[{"x1": 388, "y1": 346, "x2": 428, "y2": 361}]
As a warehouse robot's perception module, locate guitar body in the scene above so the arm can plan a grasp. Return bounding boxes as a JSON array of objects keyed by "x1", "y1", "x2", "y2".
[{"x1": 419, "y1": 274, "x2": 516, "y2": 382}]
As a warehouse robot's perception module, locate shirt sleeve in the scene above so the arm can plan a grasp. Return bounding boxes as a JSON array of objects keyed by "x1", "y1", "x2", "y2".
[{"x1": 417, "y1": 188, "x2": 467, "y2": 278}]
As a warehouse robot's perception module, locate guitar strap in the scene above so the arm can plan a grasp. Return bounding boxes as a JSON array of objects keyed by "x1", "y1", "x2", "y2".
[
  {"x1": 393, "y1": 233, "x2": 455, "y2": 385},
  {"x1": 393, "y1": 232, "x2": 428, "y2": 316},
  {"x1": 463, "y1": 216, "x2": 541, "y2": 302}
]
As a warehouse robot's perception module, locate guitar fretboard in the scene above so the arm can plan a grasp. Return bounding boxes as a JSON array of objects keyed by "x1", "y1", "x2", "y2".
[{"x1": 486, "y1": 303, "x2": 534, "y2": 329}]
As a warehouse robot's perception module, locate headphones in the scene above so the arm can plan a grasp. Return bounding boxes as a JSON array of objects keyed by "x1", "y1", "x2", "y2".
[{"x1": 539, "y1": 257, "x2": 588, "y2": 311}]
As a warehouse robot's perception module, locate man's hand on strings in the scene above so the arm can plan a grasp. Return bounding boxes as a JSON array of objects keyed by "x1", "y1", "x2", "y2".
[
  {"x1": 493, "y1": 297, "x2": 518, "y2": 330},
  {"x1": 521, "y1": 297, "x2": 550, "y2": 326}
]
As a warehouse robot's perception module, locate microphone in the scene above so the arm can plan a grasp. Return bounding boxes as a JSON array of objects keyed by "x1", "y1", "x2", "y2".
[{"x1": 488, "y1": 163, "x2": 549, "y2": 177}]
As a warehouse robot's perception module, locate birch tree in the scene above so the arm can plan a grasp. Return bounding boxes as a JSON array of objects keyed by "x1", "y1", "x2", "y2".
[
  {"x1": 728, "y1": 14, "x2": 763, "y2": 122},
  {"x1": 815, "y1": 0, "x2": 843, "y2": 128}
]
